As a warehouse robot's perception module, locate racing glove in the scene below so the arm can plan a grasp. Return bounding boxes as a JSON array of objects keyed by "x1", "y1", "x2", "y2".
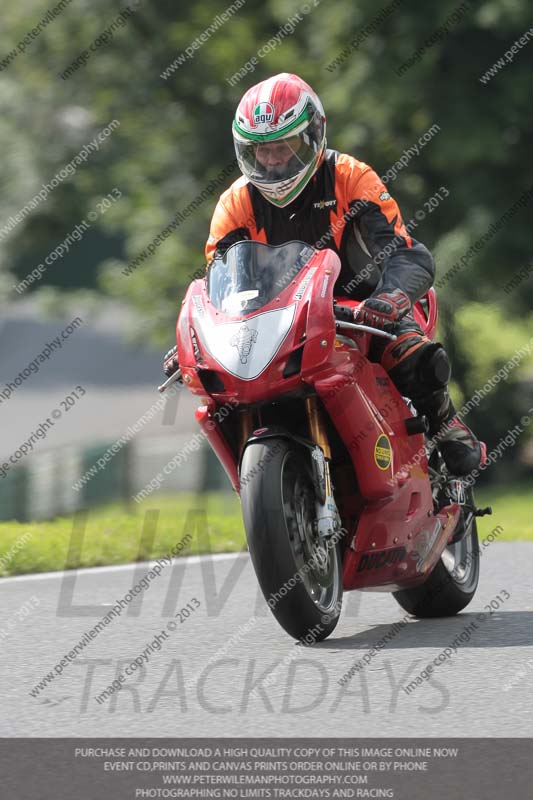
[
  {"x1": 354, "y1": 289, "x2": 411, "y2": 331},
  {"x1": 162, "y1": 345, "x2": 180, "y2": 377}
]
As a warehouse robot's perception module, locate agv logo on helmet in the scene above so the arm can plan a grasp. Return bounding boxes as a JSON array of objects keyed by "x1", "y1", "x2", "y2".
[{"x1": 253, "y1": 102, "x2": 275, "y2": 125}]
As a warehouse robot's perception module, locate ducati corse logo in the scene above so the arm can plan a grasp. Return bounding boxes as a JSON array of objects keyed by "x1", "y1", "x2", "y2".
[{"x1": 357, "y1": 546, "x2": 406, "y2": 572}]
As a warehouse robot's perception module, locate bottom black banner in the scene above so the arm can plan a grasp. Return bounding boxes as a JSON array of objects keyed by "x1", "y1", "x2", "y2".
[{"x1": 0, "y1": 738, "x2": 531, "y2": 799}]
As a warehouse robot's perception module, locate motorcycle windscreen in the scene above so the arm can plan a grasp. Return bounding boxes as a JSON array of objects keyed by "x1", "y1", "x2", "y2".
[{"x1": 207, "y1": 240, "x2": 315, "y2": 315}]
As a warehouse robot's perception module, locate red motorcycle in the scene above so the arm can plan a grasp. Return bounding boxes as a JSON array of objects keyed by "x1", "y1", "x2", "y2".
[{"x1": 161, "y1": 240, "x2": 488, "y2": 641}]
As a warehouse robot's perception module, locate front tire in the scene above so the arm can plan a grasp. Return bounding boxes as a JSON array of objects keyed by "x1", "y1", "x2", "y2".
[{"x1": 240, "y1": 437, "x2": 343, "y2": 641}]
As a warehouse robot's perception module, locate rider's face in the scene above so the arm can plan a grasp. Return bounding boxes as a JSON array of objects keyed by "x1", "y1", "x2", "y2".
[{"x1": 254, "y1": 137, "x2": 301, "y2": 169}]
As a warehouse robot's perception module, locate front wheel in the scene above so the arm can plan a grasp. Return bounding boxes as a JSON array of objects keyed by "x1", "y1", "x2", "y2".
[
  {"x1": 393, "y1": 488, "x2": 480, "y2": 617},
  {"x1": 240, "y1": 438, "x2": 343, "y2": 641}
]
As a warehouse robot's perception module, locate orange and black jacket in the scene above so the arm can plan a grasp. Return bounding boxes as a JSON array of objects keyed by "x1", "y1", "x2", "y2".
[{"x1": 205, "y1": 149, "x2": 435, "y2": 303}]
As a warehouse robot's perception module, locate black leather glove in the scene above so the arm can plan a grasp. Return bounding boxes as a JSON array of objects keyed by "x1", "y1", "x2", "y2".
[
  {"x1": 162, "y1": 345, "x2": 180, "y2": 377},
  {"x1": 354, "y1": 289, "x2": 411, "y2": 331}
]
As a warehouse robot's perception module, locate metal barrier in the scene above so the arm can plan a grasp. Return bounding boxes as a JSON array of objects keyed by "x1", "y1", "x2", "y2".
[{"x1": 0, "y1": 436, "x2": 229, "y2": 522}]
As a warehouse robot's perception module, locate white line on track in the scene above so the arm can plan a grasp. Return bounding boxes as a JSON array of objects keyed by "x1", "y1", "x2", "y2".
[{"x1": 0, "y1": 551, "x2": 249, "y2": 585}]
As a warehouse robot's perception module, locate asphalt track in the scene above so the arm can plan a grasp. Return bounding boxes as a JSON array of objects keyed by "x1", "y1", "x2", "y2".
[{"x1": 1, "y1": 542, "x2": 531, "y2": 737}]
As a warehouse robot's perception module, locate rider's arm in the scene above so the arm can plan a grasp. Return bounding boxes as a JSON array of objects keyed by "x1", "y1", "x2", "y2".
[
  {"x1": 205, "y1": 179, "x2": 255, "y2": 266},
  {"x1": 344, "y1": 159, "x2": 435, "y2": 304}
]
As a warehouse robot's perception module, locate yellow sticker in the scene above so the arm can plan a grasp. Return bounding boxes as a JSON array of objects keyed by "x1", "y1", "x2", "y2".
[{"x1": 374, "y1": 434, "x2": 392, "y2": 470}]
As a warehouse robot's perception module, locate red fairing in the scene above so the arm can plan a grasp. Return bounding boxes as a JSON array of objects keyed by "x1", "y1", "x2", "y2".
[
  {"x1": 341, "y1": 501, "x2": 461, "y2": 592},
  {"x1": 415, "y1": 286, "x2": 438, "y2": 339},
  {"x1": 176, "y1": 247, "x2": 341, "y2": 404},
  {"x1": 177, "y1": 244, "x2": 457, "y2": 594},
  {"x1": 195, "y1": 405, "x2": 239, "y2": 492}
]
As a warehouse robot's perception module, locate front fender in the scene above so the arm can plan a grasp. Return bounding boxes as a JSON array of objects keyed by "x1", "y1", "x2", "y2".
[{"x1": 239, "y1": 425, "x2": 327, "y2": 504}]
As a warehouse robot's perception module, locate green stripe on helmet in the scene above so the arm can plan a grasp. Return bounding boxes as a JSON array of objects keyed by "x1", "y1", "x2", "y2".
[{"x1": 233, "y1": 106, "x2": 313, "y2": 142}]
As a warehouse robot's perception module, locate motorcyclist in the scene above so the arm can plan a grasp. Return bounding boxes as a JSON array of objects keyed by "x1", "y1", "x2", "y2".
[{"x1": 164, "y1": 72, "x2": 484, "y2": 476}]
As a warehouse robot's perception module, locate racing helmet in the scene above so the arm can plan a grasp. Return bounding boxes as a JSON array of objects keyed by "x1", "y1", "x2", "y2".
[{"x1": 233, "y1": 73, "x2": 327, "y2": 208}]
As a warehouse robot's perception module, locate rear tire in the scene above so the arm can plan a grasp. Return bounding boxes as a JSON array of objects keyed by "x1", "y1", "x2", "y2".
[
  {"x1": 240, "y1": 437, "x2": 343, "y2": 641},
  {"x1": 393, "y1": 488, "x2": 480, "y2": 617}
]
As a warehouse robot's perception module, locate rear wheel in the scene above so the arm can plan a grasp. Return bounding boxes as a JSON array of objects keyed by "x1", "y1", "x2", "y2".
[
  {"x1": 393, "y1": 486, "x2": 480, "y2": 618},
  {"x1": 240, "y1": 438, "x2": 343, "y2": 641}
]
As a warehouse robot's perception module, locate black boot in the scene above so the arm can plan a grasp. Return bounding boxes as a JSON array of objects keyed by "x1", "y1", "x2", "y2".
[
  {"x1": 388, "y1": 342, "x2": 483, "y2": 477},
  {"x1": 414, "y1": 389, "x2": 483, "y2": 477}
]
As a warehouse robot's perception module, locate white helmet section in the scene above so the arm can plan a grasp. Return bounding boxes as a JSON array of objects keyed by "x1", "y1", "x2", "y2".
[{"x1": 195, "y1": 304, "x2": 297, "y2": 380}]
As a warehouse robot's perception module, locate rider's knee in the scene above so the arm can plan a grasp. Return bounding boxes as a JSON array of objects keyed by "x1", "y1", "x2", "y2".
[
  {"x1": 386, "y1": 340, "x2": 450, "y2": 394},
  {"x1": 416, "y1": 343, "x2": 451, "y2": 389}
]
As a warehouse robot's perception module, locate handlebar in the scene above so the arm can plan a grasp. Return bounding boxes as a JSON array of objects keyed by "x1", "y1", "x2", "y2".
[
  {"x1": 334, "y1": 302, "x2": 397, "y2": 340},
  {"x1": 333, "y1": 303, "x2": 355, "y2": 323},
  {"x1": 158, "y1": 368, "x2": 183, "y2": 393},
  {"x1": 335, "y1": 320, "x2": 397, "y2": 341}
]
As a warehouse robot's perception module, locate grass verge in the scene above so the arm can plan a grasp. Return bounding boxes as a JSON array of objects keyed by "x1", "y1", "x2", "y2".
[
  {"x1": 476, "y1": 482, "x2": 532, "y2": 541},
  {"x1": 0, "y1": 493, "x2": 245, "y2": 577}
]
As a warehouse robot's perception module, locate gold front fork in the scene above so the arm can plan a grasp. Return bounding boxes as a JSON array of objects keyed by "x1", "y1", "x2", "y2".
[
  {"x1": 305, "y1": 395, "x2": 334, "y2": 500},
  {"x1": 239, "y1": 407, "x2": 254, "y2": 454},
  {"x1": 305, "y1": 396, "x2": 331, "y2": 459},
  {"x1": 305, "y1": 395, "x2": 342, "y2": 543}
]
